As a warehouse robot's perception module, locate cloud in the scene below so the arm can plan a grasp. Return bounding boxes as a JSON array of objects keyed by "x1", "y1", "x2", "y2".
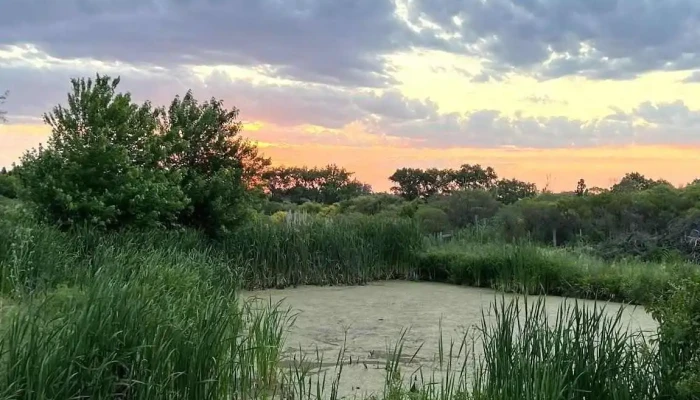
[
  {"x1": 411, "y1": 0, "x2": 700, "y2": 80},
  {"x1": 682, "y1": 70, "x2": 700, "y2": 83},
  {"x1": 0, "y1": 51, "x2": 435, "y2": 130},
  {"x1": 0, "y1": 0, "x2": 457, "y2": 88},
  {"x1": 5, "y1": 0, "x2": 700, "y2": 90},
  {"x1": 3, "y1": 50, "x2": 700, "y2": 151}
]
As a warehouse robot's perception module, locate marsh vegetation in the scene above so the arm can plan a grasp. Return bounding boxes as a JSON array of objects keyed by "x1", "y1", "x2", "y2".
[{"x1": 0, "y1": 75, "x2": 698, "y2": 399}]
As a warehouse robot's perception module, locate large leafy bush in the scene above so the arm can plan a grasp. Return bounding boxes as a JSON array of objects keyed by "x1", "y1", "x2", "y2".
[{"x1": 18, "y1": 75, "x2": 268, "y2": 234}]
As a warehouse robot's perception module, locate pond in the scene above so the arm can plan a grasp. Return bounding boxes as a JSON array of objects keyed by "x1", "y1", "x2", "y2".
[{"x1": 243, "y1": 281, "x2": 657, "y2": 398}]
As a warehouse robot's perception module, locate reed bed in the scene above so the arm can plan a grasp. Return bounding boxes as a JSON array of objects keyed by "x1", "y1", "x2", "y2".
[
  {"x1": 0, "y1": 202, "x2": 695, "y2": 399},
  {"x1": 416, "y1": 242, "x2": 699, "y2": 305}
]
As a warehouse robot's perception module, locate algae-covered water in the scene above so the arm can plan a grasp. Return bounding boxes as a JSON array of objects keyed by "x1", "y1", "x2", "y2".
[{"x1": 244, "y1": 281, "x2": 657, "y2": 398}]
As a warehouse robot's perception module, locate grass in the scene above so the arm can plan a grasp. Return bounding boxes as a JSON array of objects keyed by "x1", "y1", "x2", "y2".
[
  {"x1": 416, "y1": 241, "x2": 699, "y2": 305},
  {"x1": 0, "y1": 199, "x2": 697, "y2": 399},
  {"x1": 224, "y1": 214, "x2": 423, "y2": 289},
  {"x1": 0, "y1": 267, "x2": 295, "y2": 399}
]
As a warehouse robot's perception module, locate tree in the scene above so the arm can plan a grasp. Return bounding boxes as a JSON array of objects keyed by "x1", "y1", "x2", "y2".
[
  {"x1": 158, "y1": 90, "x2": 270, "y2": 234},
  {"x1": 575, "y1": 178, "x2": 587, "y2": 196},
  {"x1": 18, "y1": 74, "x2": 265, "y2": 234},
  {"x1": 452, "y1": 164, "x2": 498, "y2": 190},
  {"x1": 389, "y1": 168, "x2": 427, "y2": 200},
  {"x1": 588, "y1": 186, "x2": 607, "y2": 195},
  {"x1": 611, "y1": 172, "x2": 658, "y2": 192},
  {"x1": 263, "y1": 164, "x2": 370, "y2": 204},
  {"x1": 390, "y1": 164, "x2": 503, "y2": 200},
  {"x1": 19, "y1": 75, "x2": 188, "y2": 228},
  {"x1": 494, "y1": 178, "x2": 538, "y2": 204}
]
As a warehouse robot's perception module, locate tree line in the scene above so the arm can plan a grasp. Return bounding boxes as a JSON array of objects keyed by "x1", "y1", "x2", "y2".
[{"x1": 389, "y1": 165, "x2": 538, "y2": 204}]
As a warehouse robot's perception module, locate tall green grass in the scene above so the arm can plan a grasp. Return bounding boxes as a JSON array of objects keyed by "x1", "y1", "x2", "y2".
[
  {"x1": 0, "y1": 210, "x2": 424, "y2": 296},
  {"x1": 471, "y1": 296, "x2": 660, "y2": 399},
  {"x1": 416, "y1": 242, "x2": 699, "y2": 305},
  {"x1": 225, "y1": 215, "x2": 423, "y2": 289},
  {"x1": 0, "y1": 264, "x2": 294, "y2": 400}
]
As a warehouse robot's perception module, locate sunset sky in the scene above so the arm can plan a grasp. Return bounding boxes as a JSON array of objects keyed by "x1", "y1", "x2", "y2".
[{"x1": 1, "y1": 0, "x2": 699, "y2": 192}]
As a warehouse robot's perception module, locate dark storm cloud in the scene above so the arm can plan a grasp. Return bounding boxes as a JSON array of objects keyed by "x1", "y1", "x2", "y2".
[
  {"x1": 6, "y1": 0, "x2": 700, "y2": 85},
  {"x1": 411, "y1": 0, "x2": 700, "y2": 80},
  {"x1": 0, "y1": 0, "x2": 453, "y2": 88}
]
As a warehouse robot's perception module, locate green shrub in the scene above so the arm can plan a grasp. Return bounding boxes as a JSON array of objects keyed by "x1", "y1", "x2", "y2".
[
  {"x1": 429, "y1": 189, "x2": 501, "y2": 229},
  {"x1": 337, "y1": 193, "x2": 406, "y2": 215},
  {"x1": 648, "y1": 276, "x2": 700, "y2": 398},
  {"x1": 17, "y1": 75, "x2": 268, "y2": 235},
  {"x1": 0, "y1": 174, "x2": 19, "y2": 199},
  {"x1": 158, "y1": 91, "x2": 269, "y2": 236},
  {"x1": 18, "y1": 75, "x2": 188, "y2": 229},
  {"x1": 297, "y1": 201, "x2": 323, "y2": 214},
  {"x1": 414, "y1": 206, "x2": 451, "y2": 234}
]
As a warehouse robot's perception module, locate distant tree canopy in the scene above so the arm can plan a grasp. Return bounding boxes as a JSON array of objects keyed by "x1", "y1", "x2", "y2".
[
  {"x1": 263, "y1": 164, "x2": 371, "y2": 204},
  {"x1": 17, "y1": 74, "x2": 268, "y2": 235},
  {"x1": 388, "y1": 164, "x2": 535, "y2": 204},
  {"x1": 494, "y1": 178, "x2": 538, "y2": 205},
  {"x1": 611, "y1": 172, "x2": 670, "y2": 193}
]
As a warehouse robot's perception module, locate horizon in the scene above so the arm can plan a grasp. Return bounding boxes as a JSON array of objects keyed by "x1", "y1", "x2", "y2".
[{"x1": 2, "y1": 1, "x2": 700, "y2": 193}]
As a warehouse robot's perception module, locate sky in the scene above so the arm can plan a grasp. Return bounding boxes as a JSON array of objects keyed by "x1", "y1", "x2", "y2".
[{"x1": 1, "y1": 0, "x2": 699, "y2": 192}]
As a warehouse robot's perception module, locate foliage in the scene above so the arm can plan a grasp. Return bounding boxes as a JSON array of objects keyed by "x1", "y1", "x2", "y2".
[
  {"x1": 648, "y1": 276, "x2": 700, "y2": 398},
  {"x1": 17, "y1": 75, "x2": 265, "y2": 235},
  {"x1": 429, "y1": 189, "x2": 501, "y2": 228},
  {"x1": 225, "y1": 214, "x2": 423, "y2": 288},
  {"x1": 263, "y1": 164, "x2": 370, "y2": 204},
  {"x1": 158, "y1": 90, "x2": 269, "y2": 235},
  {"x1": 575, "y1": 178, "x2": 588, "y2": 196},
  {"x1": 494, "y1": 177, "x2": 538, "y2": 204},
  {"x1": 413, "y1": 206, "x2": 451, "y2": 234},
  {"x1": 473, "y1": 297, "x2": 660, "y2": 400},
  {"x1": 0, "y1": 263, "x2": 292, "y2": 400},
  {"x1": 612, "y1": 172, "x2": 670, "y2": 193},
  {"x1": 388, "y1": 164, "x2": 497, "y2": 200},
  {"x1": 337, "y1": 193, "x2": 405, "y2": 215},
  {"x1": 0, "y1": 171, "x2": 19, "y2": 199},
  {"x1": 18, "y1": 76, "x2": 188, "y2": 229},
  {"x1": 1, "y1": 193, "x2": 699, "y2": 399}
]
